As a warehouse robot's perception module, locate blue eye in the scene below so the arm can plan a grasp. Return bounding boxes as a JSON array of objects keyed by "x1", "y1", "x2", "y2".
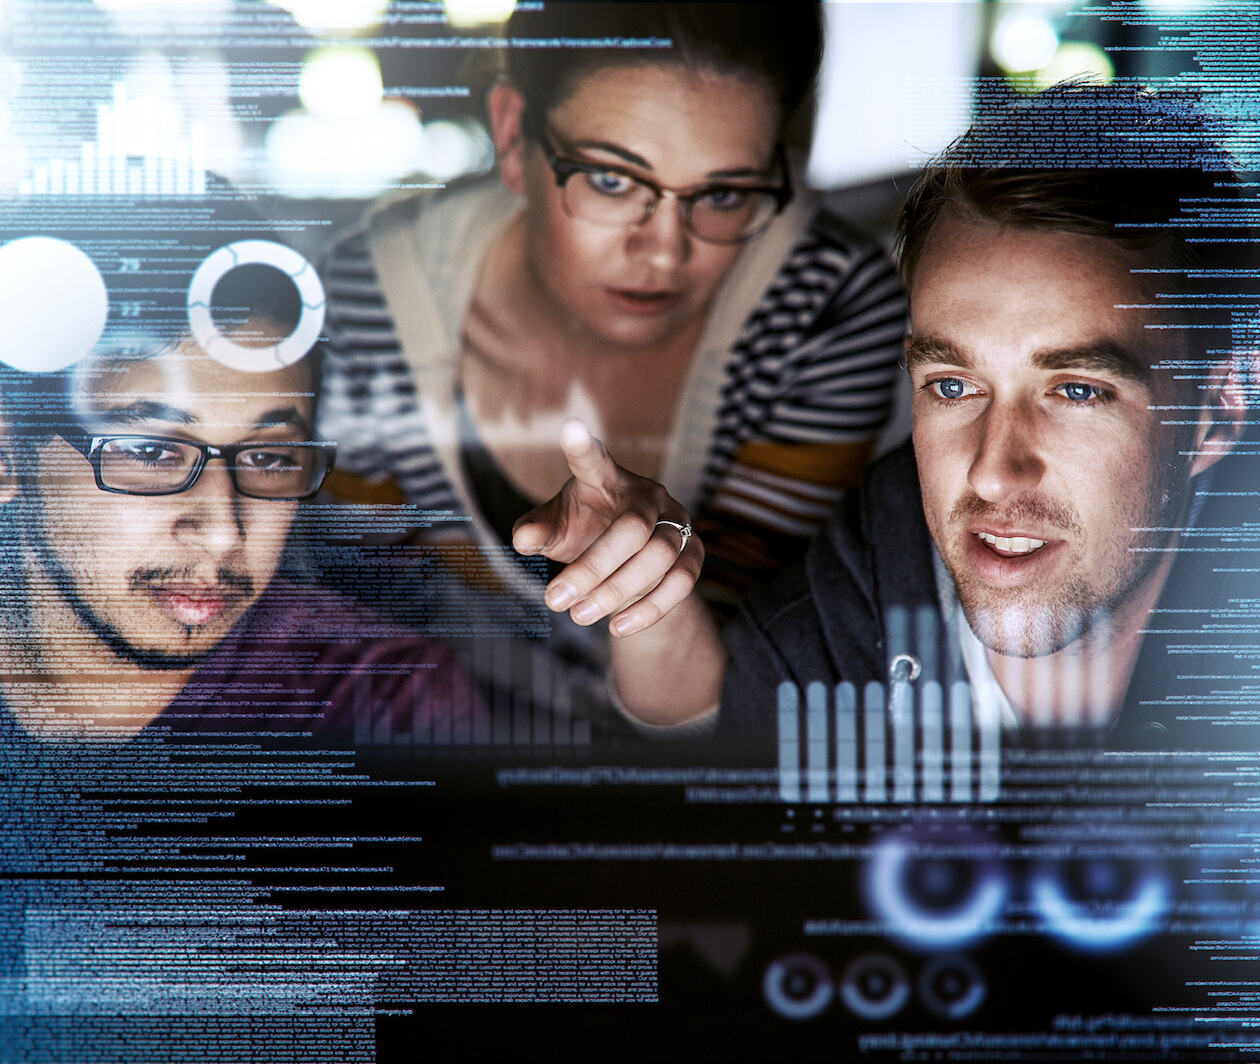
[
  {"x1": 932, "y1": 378, "x2": 971, "y2": 400},
  {"x1": 1059, "y1": 382, "x2": 1103, "y2": 402},
  {"x1": 584, "y1": 170, "x2": 635, "y2": 197}
]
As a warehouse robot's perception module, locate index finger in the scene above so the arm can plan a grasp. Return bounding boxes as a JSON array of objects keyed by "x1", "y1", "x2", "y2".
[{"x1": 560, "y1": 419, "x2": 618, "y2": 492}]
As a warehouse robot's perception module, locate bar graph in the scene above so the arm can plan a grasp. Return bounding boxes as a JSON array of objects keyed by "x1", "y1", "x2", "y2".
[
  {"x1": 775, "y1": 678, "x2": 1001, "y2": 804},
  {"x1": 19, "y1": 82, "x2": 207, "y2": 197}
]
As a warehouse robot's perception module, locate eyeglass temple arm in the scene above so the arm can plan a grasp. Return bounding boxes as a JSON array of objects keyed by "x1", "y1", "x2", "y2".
[{"x1": 773, "y1": 143, "x2": 794, "y2": 208}]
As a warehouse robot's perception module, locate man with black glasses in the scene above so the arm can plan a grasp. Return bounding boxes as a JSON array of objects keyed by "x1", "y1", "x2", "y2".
[{"x1": 0, "y1": 211, "x2": 474, "y2": 742}]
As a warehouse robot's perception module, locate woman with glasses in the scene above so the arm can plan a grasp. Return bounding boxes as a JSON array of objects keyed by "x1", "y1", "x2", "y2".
[{"x1": 318, "y1": 2, "x2": 906, "y2": 731}]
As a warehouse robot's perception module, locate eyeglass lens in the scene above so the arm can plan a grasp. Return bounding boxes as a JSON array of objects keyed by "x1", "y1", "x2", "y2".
[
  {"x1": 97, "y1": 438, "x2": 327, "y2": 498},
  {"x1": 562, "y1": 170, "x2": 779, "y2": 243}
]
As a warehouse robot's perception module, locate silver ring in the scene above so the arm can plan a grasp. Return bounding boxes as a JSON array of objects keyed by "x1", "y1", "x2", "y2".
[{"x1": 655, "y1": 519, "x2": 692, "y2": 553}]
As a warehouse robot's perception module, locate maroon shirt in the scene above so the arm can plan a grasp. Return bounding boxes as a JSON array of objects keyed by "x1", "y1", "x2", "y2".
[{"x1": 151, "y1": 580, "x2": 483, "y2": 744}]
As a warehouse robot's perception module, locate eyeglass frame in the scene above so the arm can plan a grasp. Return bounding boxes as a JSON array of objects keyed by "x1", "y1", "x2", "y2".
[
  {"x1": 58, "y1": 433, "x2": 338, "y2": 500},
  {"x1": 533, "y1": 122, "x2": 794, "y2": 245}
]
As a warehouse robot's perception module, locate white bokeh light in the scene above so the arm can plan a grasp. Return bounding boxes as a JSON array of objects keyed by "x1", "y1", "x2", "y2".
[
  {"x1": 265, "y1": 100, "x2": 429, "y2": 198},
  {"x1": 273, "y1": 0, "x2": 388, "y2": 32},
  {"x1": 809, "y1": 2, "x2": 984, "y2": 187},
  {"x1": 444, "y1": 0, "x2": 516, "y2": 28},
  {"x1": 993, "y1": 13, "x2": 1060, "y2": 73},
  {"x1": 299, "y1": 48, "x2": 383, "y2": 119},
  {"x1": 0, "y1": 238, "x2": 108, "y2": 373},
  {"x1": 1033, "y1": 41, "x2": 1116, "y2": 90},
  {"x1": 419, "y1": 119, "x2": 493, "y2": 182}
]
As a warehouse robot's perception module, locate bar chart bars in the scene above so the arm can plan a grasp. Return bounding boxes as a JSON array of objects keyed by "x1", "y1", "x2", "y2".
[
  {"x1": 19, "y1": 83, "x2": 207, "y2": 197},
  {"x1": 776, "y1": 678, "x2": 1001, "y2": 804}
]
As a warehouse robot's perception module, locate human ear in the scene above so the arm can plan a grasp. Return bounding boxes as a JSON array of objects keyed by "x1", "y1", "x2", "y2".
[
  {"x1": 1188, "y1": 356, "x2": 1249, "y2": 478},
  {"x1": 488, "y1": 80, "x2": 528, "y2": 196}
]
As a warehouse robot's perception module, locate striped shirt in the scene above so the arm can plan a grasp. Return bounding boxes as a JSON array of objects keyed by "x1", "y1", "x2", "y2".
[
  {"x1": 314, "y1": 179, "x2": 906, "y2": 727},
  {"x1": 318, "y1": 180, "x2": 907, "y2": 569}
]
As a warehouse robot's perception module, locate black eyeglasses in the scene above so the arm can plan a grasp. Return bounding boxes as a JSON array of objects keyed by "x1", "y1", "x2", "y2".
[
  {"x1": 536, "y1": 125, "x2": 793, "y2": 245},
  {"x1": 60, "y1": 434, "x2": 337, "y2": 500}
]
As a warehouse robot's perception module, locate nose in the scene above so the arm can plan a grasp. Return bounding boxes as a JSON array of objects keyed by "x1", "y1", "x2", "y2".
[
  {"x1": 171, "y1": 460, "x2": 246, "y2": 556},
  {"x1": 967, "y1": 397, "x2": 1046, "y2": 503},
  {"x1": 629, "y1": 192, "x2": 691, "y2": 270}
]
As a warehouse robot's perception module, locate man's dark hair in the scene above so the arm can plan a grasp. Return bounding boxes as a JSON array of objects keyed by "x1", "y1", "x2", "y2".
[
  {"x1": 895, "y1": 82, "x2": 1257, "y2": 353},
  {"x1": 0, "y1": 178, "x2": 321, "y2": 445},
  {"x1": 505, "y1": 1, "x2": 824, "y2": 138}
]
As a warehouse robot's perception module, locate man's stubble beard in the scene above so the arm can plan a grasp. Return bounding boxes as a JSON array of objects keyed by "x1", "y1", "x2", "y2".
[
  {"x1": 942, "y1": 442, "x2": 1192, "y2": 660},
  {"x1": 17, "y1": 489, "x2": 244, "y2": 673}
]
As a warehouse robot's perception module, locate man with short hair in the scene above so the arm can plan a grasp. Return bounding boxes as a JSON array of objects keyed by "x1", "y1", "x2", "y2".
[
  {"x1": 524, "y1": 83, "x2": 1258, "y2": 750},
  {"x1": 0, "y1": 206, "x2": 475, "y2": 742},
  {"x1": 717, "y1": 82, "x2": 1256, "y2": 749}
]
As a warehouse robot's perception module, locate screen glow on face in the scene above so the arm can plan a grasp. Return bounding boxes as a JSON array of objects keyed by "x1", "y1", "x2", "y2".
[
  {"x1": 27, "y1": 349, "x2": 315, "y2": 669},
  {"x1": 907, "y1": 216, "x2": 1189, "y2": 660}
]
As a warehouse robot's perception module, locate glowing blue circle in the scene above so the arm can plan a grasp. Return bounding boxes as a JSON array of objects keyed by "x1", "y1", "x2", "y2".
[
  {"x1": 866, "y1": 835, "x2": 1008, "y2": 950},
  {"x1": 762, "y1": 953, "x2": 833, "y2": 1021},
  {"x1": 839, "y1": 953, "x2": 910, "y2": 1020},
  {"x1": 918, "y1": 955, "x2": 986, "y2": 1019},
  {"x1": 1032, "y1": 865, "x2": 1168, "y2": 951},
  {"x1": 186, "y1": 239, "x2": 325, "y2": 373}
]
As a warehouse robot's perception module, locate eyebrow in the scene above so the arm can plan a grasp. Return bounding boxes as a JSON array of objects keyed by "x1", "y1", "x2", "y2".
[
  {"x1": 94, "y1": 400, "x2": 197, "y2": 426},
  {"x1": 566, "y1": 138, "x2": 771, "y2": 181},
  {"x1": 904, "y1": 335, "x2": 1150, "y2": 385},
  {"x1": 904, "y1": 336, "x2": 972, "y2": 373},
  {"x1": 250, "y1": 405, "x2": 312, "y2": 436},
  {"x1": 1032, "y1": 343, "x2": 1149, "y2": 383},
  {"x1": 91, "y1": 401, "x2": 312, "y2": 436}
]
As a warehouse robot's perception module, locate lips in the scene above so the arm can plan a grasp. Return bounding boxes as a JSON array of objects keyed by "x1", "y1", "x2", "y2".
[
  {"x1": 149, "y1": 585, "x2": 242, "y2": 628},
  {"x1": 605, "y1": 288, "x2": 682, "y2": 316},
  {"x1": 976, "y1": 531, "x2": 1047, "y2": 556},
  {"x1": 962, "y1": 527, "x2": 1067, "y2": 587}
]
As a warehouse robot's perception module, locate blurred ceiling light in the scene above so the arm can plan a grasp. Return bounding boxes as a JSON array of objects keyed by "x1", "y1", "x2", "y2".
[
  {"x1": 444, "y1": 0, "x2": 516, "y2": 28},
  {"x1": 419, "y1": 119, "x2": 493, "y2": 181},
  {"x1": 273, "y1": 0, "x2": 389, "y2": 32},
  {"x1": 1031, "y1": 41, "x2": 1116, "y2": 90},
  {"x1": 265, "y1": 99, "x2": 427, "y2": 198},
  {"x1": 299, "y1": 47, "x2": 383, "y2": 119},
  {"x1": 992, "y1": 13, "x2": 1059, "y2": 73}
]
